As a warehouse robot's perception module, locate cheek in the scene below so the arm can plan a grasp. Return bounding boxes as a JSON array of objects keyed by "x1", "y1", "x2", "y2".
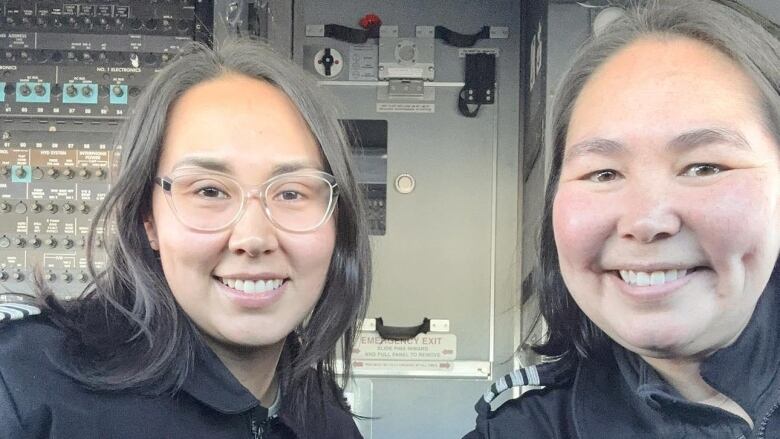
[
  {"x1": 693, "y1": 175, "x2": 779, "y2": 260},
  {"x1": 552, "y1": 186, "x2": 615, "y2": 267},
  {"x1": 282, "y1": 222, "x2": 336, "y2": 277}
]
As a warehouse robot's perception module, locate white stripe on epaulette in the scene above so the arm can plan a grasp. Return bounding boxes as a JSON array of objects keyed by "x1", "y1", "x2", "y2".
[{"x1": 0, "y1": 303, "x2": 41, "y2": 322}]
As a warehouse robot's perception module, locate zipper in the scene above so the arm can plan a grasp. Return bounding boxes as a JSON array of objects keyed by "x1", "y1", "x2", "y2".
[
  {"x1": 757, "y1": 400, "x2": 780, "y2": 438},
  {"x1": 249, "y1": 407, "x2": 271, "y2": 439}
]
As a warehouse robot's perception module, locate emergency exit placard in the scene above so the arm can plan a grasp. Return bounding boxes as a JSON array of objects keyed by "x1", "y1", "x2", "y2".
[{"x1": 352, "y1": 333, "x2": 457, "y2": 361}]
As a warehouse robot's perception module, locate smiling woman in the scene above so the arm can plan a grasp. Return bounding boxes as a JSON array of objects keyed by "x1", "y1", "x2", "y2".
[
  {"x1": 465, "y1": 1, "x2": 780, "y2": 438},
  {"x1": 0, "y1": 40, "x2": 370, "y2": 439}
]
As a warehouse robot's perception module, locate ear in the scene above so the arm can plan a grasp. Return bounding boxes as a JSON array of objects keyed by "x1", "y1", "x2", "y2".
[{"x1": 144, "y1": 217, "x2": 160, "y2": 251}]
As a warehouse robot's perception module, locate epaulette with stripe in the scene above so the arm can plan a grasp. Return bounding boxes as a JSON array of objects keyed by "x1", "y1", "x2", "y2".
[
  {"x1": 473, "y1": 360, "x2": 573, "y2": 424},
  {"x1": 0, "y1": 293, "x2": 42, "y2": 324}
]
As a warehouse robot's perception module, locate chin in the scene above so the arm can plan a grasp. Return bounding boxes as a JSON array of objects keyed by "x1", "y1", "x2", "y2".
[{"x1": 612, "y1": 321, "x2": 693, "y2": 357}]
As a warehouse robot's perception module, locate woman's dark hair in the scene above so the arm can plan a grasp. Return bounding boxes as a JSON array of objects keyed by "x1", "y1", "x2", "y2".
[
  {"x1": 38, "y1": 39, "x2": 371, "y2": 427},
  {"x1": 532, "y1": 0, "x2": 780, "y2": 367}
]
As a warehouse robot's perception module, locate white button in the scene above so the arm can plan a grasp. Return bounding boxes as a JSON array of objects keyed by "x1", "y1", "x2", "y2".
[{"x1": 394, "y1": 174, "x2": 415, "y2": 194}]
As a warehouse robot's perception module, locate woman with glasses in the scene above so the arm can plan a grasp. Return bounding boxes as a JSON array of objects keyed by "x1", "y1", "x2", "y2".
[
  {"x1": 466, "y1": 0, "x2": 780, "y2": 438},
  {"x1": 0, "y1": 39, "x2": 370, "y2": 438}
]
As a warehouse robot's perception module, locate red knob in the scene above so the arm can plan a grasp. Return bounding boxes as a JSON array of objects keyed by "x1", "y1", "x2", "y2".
[{"x1": 359, "y1": 13, "x2": 382, "y2": 29}]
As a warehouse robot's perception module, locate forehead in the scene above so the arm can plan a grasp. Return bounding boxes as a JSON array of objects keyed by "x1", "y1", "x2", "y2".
[
  {"x1": 159, "y1": 73, "x2": 323, "y2": 173},
  {"x1": 566, "y1": 36, "x2": 764, "y2": 146}
]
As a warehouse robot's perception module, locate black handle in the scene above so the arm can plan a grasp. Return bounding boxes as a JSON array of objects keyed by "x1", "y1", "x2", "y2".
[{"x1": 375, "y1": 317, "x2": 430, "y2": 341}]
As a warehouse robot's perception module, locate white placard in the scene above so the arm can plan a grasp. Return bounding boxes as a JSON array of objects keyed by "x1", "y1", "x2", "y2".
[
  {"x1": 376, "y1": 102, "x2": 435, "y2": 113},
  {"x1": 353, "y1": 333, "x2": 457, "y2": 361}
]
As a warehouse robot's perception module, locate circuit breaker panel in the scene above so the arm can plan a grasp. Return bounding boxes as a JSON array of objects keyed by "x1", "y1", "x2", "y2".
[{"x1": 0, "y1": 1, "x2": 201, "y2": 297}]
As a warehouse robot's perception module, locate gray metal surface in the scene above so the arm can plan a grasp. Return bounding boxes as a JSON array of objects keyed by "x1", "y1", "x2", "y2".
[{"x1": 293, "y1": 1, "x2": 523, "y2": 437}]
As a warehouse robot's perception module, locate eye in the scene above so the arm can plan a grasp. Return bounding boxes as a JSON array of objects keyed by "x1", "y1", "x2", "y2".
[
  {"x1": 681, "y1": 163, "x2": 724, "y2": 177},
  {"x1": 196, "y1": 186, "x2": 230, "y2": 199},
  {"x1": 278, "y1": 190, "x2": 303, "y2": 201},
  {"x1": 586, "y1": 169, "x2": 620, "y2": 183}
]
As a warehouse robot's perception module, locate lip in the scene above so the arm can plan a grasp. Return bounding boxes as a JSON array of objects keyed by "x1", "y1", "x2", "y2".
[
  {"x1": 214, "y1": 276, "x2": 287, "y2": 309},
  {"x1": 609, "y1": 268, "x2": 705, "y2": 303}
]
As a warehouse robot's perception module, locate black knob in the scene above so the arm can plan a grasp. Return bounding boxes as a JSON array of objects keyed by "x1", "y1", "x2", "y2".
[
  {"x1": 30, "y1": 237, "x2": 41, "y2": 248},
  {"x1": 63, "y1": 238, "x2": 74, "y2": 249},
  {"x1": 50, "y1": 83, "x2": 62, "y2": 96},
  {"x1": 14, "y1": 167, "x2": 26, "y2": 178},
  {"x1": 81, "y1": 86, "x2": 93, "y2": 97},
  {"x1": 63, "y1": 203, "x2": 74, "y2": 214},
  {"x1": 19, "y1": 84, "x2": 31, "y2": 96},
  {"x1": 3, "y1": 83, "x2": 14, "y2": 96},
  {"x1": 13, "y1": 237, "x2": 25, "y2": 247},
  {"x1": 45, "y1": 237, "x2": 57, "y2": 248},
  {"x1": 12, "y1": 271, "x2": 24, "y2": 282},
  {"x1": 79, "y1": 203, "x2": 90, "y2": 214},
  {"x1": 78, "y1": 272, "x2": 89, "y2": 283},
  {"x1": 0, "y1": 201, "x2": 10, "y2": 213},
  {"x1": 30, "y1": 201, "x2": 41, "y2": 213},
  {"x1": 45, "y1": 272, "x2": 56, "y2": 282},
  {"x1": 0, "y1": 271, "x2": 8, "y2": 281},
  {"x1": 46, "y1": 202, "x2": 58, "y2": 213},
  {"x1": 62, "y1": 272, "x2": 73, "y2": 283},
  {"x1": 34, "y1": 84, "x2": 46, "y2": 96},
  {"x1": 66, "y1": 84, "x2": 78, "y2": 97}
]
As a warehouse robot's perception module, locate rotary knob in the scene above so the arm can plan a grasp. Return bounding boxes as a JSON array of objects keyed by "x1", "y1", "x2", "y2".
[
  {"x1": 45, "y1": 271, "x2": 56, "y2": 282},
  {"x1": 31, "y1": 167, "x2": 44, "y2": 180},
  {"x1": 79, "y1": 202, "x2": 90, "y2": 214},
  {"x1": 63, "y1": 202, "x2": 74, "y2": 214},
  {"x1": 14, "y1": 167, "x2": 26, "y2": 179},
  {"x1": 0, "y1": 271, "x2": 7, "y2": 281},
  {"x1": 47, "y1": 167, "x2": 59, "y2": 179},
  {"x1": 45, "y1": 237, "x2": 57, "y2": 248},
  {"x1": 62, "y1": 237, "x2": 74, "y2": 249},
  {"x1": 46, "y1": 202, "x2": 58, "y2": 213},
  {"x1": 14, "y1": 202, "x2": 27, "y2": 214},
  {"x1": 30, "y1": 237, "x2": 41, "y2": 248},
  {"x1": 78, "y1": 272, "x2": 89, "y2": 283},
  {"x1": 13, "y1": 237, "x2": 25, "y2": 248},
  {"x1": 0, "y1": 166, "x2": 9, "y2": 177},
  {"x1": 63, "y1": 168, "x2": 74, "y2": 179},
  {"x1": 30, "y1": 201, "x2": 42, "y2": 213},
  {"x1": 62, "y1": 272, "x2": 73, "y2": 283},
  {"x1": 95, "y1": 168, "x2": 106, "y2": 179},
  {"x1": 0, "y1": 201, "x2": 11, "y2": 213},
  {"x1": 78, "y1": 168, "x2": 90, "y2": 179},
  {"x1": 0, "y1": 236, "x2": 10, "y2": 248},
  {"x1": 12, "y1": 271, "x2": 24, "y2": 282}
]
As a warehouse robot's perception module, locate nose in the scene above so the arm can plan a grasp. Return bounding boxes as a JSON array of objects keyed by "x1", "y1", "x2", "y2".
[
  {"x1": 227, "y1": 199, "x2": 279, "y2": 257},
  {"x1": 616, "y1": 180, "x2": 682, "y2": 244}
]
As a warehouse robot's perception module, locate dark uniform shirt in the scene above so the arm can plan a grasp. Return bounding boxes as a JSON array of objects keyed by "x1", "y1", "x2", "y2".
[
  {"x1": 0, "y1": 317, "x2": 363, "y2": 439},
  {"x1": 465, "y1": 273, "x2": 780, "y2": 438}
]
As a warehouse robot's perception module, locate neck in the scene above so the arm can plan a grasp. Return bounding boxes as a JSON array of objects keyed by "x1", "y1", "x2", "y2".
[
  {"x1": 206, "y1": 337, "x2": 285, "y2": 407},
  {"x1": 642, "y1": 355, "x2": 753, "y2": 427}
]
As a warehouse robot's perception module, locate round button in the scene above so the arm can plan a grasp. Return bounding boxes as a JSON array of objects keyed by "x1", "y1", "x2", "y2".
[
  {"x1": 31, "y1": 167, "x2": 44, "y2": 180},
  {"x1": 14, "y1": 202, "x2": 26, "y2": 214},
  {"x1": 0, "y1": 236, "x2": 10, "y2": 248},
  {"x1": 394, "y1": 174, "x2": 416, "y2": 194},
  {"x1": 112, "y1": 85, "x2": 124, "y2": 98}
]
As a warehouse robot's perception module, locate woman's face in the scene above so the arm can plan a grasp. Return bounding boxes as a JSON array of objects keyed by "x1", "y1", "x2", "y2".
[
  {"x1": 145, "y1": 74, "x2": 335, "y2": 353},
  {"x1": 554, "y1": 37, "x2": 780, "y2": 359}
]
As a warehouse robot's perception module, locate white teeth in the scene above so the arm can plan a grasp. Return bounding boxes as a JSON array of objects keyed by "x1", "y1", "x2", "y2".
[
  {"x1": 618, "y1": 269, "x2": 690, "y2": 286},
  {"x1": 220, "y1": 277, "x2": 284, "y2": 294}
]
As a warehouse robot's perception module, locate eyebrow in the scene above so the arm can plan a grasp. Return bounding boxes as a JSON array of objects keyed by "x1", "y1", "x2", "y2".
[
  {"x1": 563, "y1": 127, "x2": 751, "y2": 164},
  {"x1": 171, "y1": 157, "x2": 322, "y2": 175}
]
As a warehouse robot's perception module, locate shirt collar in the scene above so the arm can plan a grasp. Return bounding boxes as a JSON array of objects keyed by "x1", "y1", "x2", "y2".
[{"x1": 180, "y1": 341, "x2": 266, "y2": 416}]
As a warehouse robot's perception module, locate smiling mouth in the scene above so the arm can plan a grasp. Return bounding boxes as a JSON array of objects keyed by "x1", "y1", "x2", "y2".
[
  {"x1": 215, "y1": 276, "x2": 288, "y2": 294},
  {"x1": 616, "y1": 267, "x2": 704, "y2": 287}
]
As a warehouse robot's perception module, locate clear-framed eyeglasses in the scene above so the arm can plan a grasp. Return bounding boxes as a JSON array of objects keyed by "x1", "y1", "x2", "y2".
[{"x1": 154, "y1": 168, "x2": 339, "y2": 233}]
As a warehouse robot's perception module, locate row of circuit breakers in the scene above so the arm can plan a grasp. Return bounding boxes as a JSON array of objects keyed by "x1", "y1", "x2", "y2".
[{"x1": 0, "y1": 0, "x2": 210, "y2": 297}]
